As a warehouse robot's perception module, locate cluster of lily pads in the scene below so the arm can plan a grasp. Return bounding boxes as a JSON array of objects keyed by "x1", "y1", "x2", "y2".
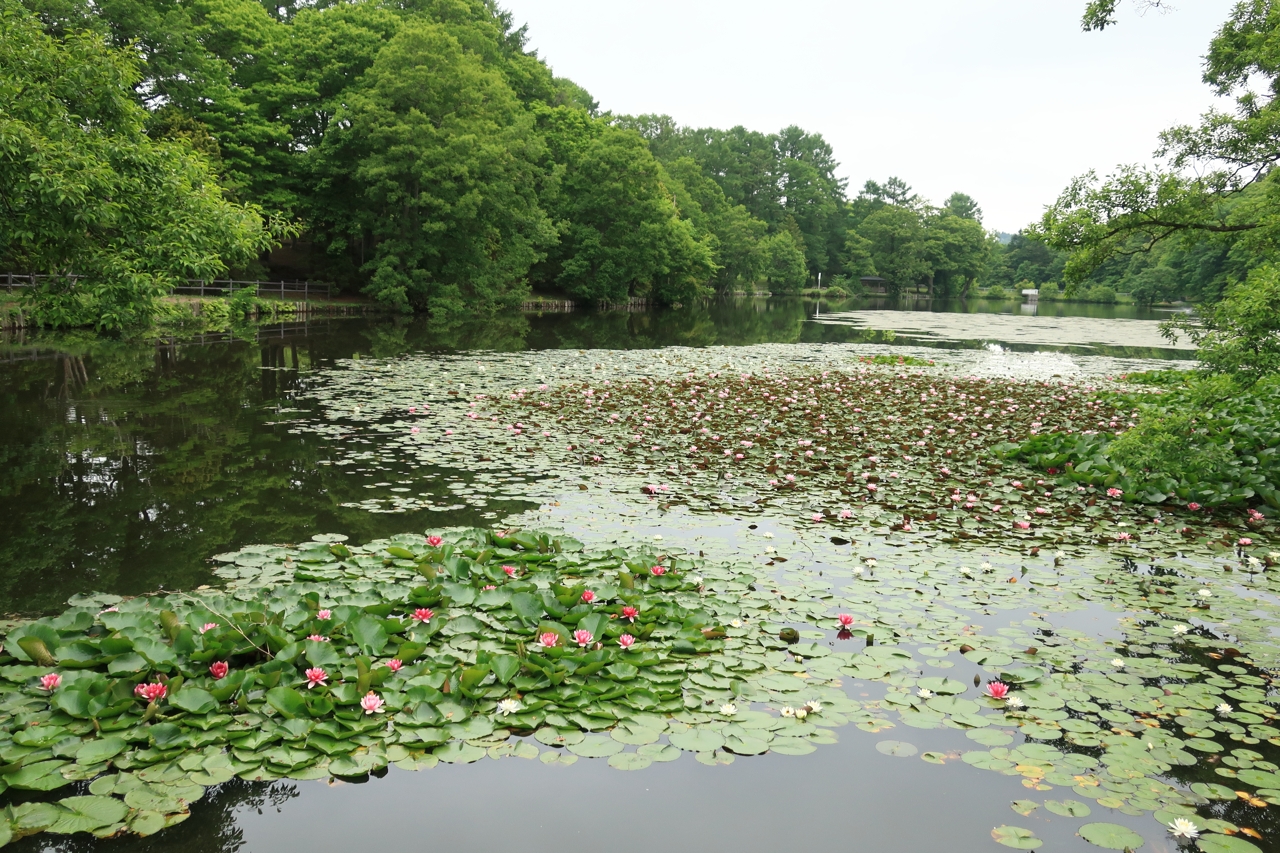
[{"x1": 0, "y1": 518, "x2": 1278, "y2": 850}]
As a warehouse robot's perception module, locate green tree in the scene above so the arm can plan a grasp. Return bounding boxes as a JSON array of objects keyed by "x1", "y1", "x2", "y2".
[
  {"x1": 0, "y1": 0, "x2": 274, "y2": 329},
  {"x1": 856, "y1": 205, "x2": 930, "y2": 296},
  {"x1": 307, "y1": 21, "x2": 556, "y2": 315},
  {"x1": 922, "y1": 213, "x2": 991, "y2": 297}
]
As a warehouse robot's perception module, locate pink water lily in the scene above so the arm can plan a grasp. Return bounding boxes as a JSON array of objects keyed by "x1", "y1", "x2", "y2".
[
  {"x1": 581, "y1": 590, "x2": 596, "y2": 603},
  {"x1": 537, "y1": 631, "x2": 560, "y2": 648},
  {"x1": 984, "y1": 681, "x2": 1009, "y2": 700},
  {"x1": 621, "y1": 605, "x2": 639, "y2": 622},
  {"x1": 135, "y1": 682, "x2": 167, "y2": 702},
  {"x1": 209, "y1": 661, "x2": 229, "y2": 679},
  {"x1": 650, "y1": 566, "x2": 667, "y2": 576},
  {"x1": 306, "y1": 634, "x2": 329, "y2": 642},
  {"x1": 304, "y1": 667, "x2": 328, "y2": 689},
  {"x1": 360, "y1": 692, "x2": 386, "y2": 715},
  {"x1": 502, "y1": 565, "x2": 517, "y2": 577},
  {"x1": 39, "y1": 673, "x2": 62, "y2": 692},
  {"x1": 199, "y1": 622, "x2": 219, "y2": 634},
  {"x1": 387, "y1": 659, "x2": 403, "y2": 672},
  {"x1": 837, "y1": 613, "x2": 854, "y2": 629},
  {"x1": 1188, "y1": 502, "x2": 1202, "y2": 510},
  {"x1": 1239, "y1": 537, "x2": 1253, "y2": 546},
  {"x1": 317, "y1": 609, "x2": 332, "y2": 620},
  {"x1": 573, "y1": 629, "x2": 594, "y2": 647},
  {"x1": 411, "y1": 608, "x2": 435, "y2": 623},
  {"x1": 1107, "y1": 487, "x2": 1123, "y2": 498},
  {"x1": 618, "y1": 634, "x2": 635, "y2": 649},
  {"x1": 426, "y1": 535, "x2": 444, "y2": 547}
]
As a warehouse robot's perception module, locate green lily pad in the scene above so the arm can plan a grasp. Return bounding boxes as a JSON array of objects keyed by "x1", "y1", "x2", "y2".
[
  {"x1": 991, "y1": 825, "x2": 1043, "y2": 850},
  {"x1": 876, "y1": 740, "x2": 918, "y2": 757},
  {"x1": 1079, "y1": 822, "x2": 1145, "y2": 850}
]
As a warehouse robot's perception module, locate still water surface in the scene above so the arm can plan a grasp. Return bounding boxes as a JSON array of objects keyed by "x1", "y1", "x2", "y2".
[{"x1": 0, "y1": 298, "x2": 1208, "y2": 852}]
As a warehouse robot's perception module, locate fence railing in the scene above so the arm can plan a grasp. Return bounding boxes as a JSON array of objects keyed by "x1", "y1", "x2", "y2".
[{"x1": 2, "y1": 273, "x2": 330, "y2": 300}]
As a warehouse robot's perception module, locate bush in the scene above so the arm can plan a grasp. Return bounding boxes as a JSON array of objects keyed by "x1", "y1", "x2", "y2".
[
  {"x1": 1162, "y1": 263, "x2": 1280, "y2": 383},
  {"x1": 983, "y1": 284, "x2": 1009, "y2": 300},
  {"x1": 1086, "y1": 284, "x2": 1117, "y2": 303},
  {"x1": 1003, "y1": 374, "x2": 1280, "y2": 508}
]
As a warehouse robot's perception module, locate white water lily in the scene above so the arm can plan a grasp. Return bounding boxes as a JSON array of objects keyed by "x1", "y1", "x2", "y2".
[
  {"x1": 762, "y1": 532, "x2": 774, "y2": 539},
  {"x1": 916, "y1": 688, "x2": 935, "y2": 699},
  {"x1": 1198, "y1": 588, "x2": 1212, "y2": 598},
  {"x1": 1172, "y1": 624, "x2": 1189, "y2": 635},
  {"x1": 794, "y1": 707, "x2": 808, "y2": 720},
  {"x1": 729, "y1": 619, "x2": 742, "y2": 629},
  {"x1": 1167, "y1": 818, "x2": 1200, "y2": 839},
  {"x1": 1217, "y1": 703, "x2": 1233, "y2": 715},
  {"x1": 981, "y1": 561, "x2": 992, "y2": 571},
  {"x1": 1248, "y1": 556, "x2": 1262, "y2": 567},
  {"x1": 780, "y1": 706, "x2": 796, "y2": 718},
  {"x1": 852, "y1": 565, "x2": 864, "y2": 576},
  {"x1": 719, "y1": 702, "x2": 738, "y2": 716},
  {"x1": 497, "y1": 698, "x2": 521, "y2": 716},
  {"x1": 805, "y1": 701, "x2": 822, "y2": 714},
  {"x1": 1005, "y1": 696, "x2": 1025, "y2": 709},
  {"x1": 1111, "y1": 658, "x2": 1125, "y2": 668},
  {"x1": 865, "y1": 558, "x2": 877, "y2": 566}
]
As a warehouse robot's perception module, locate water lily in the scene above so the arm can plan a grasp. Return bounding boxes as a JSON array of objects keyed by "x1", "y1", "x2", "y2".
[
  {"x1": 1005, "y1": 696, "x2": 1025, "y2": 709},
  {"x1": 199, "y1": 622, "x2": 219, "y2": 634},
  {"x1": 573, "y1": 629, "x2": 594, "y2": 647},
  {"x1": 1198, "y1": 589, "x2": 1212, "y2": 598},
  {"x1": 650, "y1": 565, "x2": 667, "y2": 576},
  {"x1": 581, "y1": 590, "x2": 596, "y2": 603},
  {"x1": 1172, "y1": 624, "x2": 1189, "y2": 635},
  {"x1": 720, "y1": 702, "x2": 738, "y2": 716},
  {"x1": 209, "y1": 661, "x2": 229, "y2": 679},
  {"x1": 134, "y1": 682, "x2": 167, "y2": 702},
  {"x1": 305, "y1": 667, "x2": 328, "y2": 689},
  {"x1": 306, "y1": 634, "x2": 329, "y2": 642},
  {"x1": 794, "y1": 707, "x2": 808, "y2": 720},
  {"x1": 1111, "y1": 658, "x2": 1125, "y2": 668},
  {"x1": 837, "y1": 613, "x2": 854, "y2": 629},
  {"x1": 411, "y1": 608, "x2": 435, "y2": 623},
  {"x1": 916, "y1": 688, "x2": 934, "y2": 699},
  {"x1": 1107, "y1": 487, "x2": 1123, "y2": 498},
  {"x1": 39, "y1": 673, "x2": 61, "y2": 692},
  {"x1": 1167, "y1": 818, "x2": 1199, "y2": 839},
  {"x1": 805, "y1": 701, "x2": 822, "y2": 714},
  {"x1": 1188, "y1": 502, "x2": 1202, "y2": 510},
  {"x1": 618, "y1": 634, "x2": 635, "y2": 649},
  {"x1": 497, "y1": 698, "x2": 521, "y2": 716},
  {"x1": 317, "y1": 609, "x2": 332, "y2": 620},
  {"x1": 502, "y1": 565, "x2": 517, "y2": 577},
  {"x1": 621, "y1": 605, "x2": 639, "y2": 622},
  {"x1": 360, "y1": 692, "x2": 385, "y2": 715},
  {"x1": 387, "y1": 659, "x2": 403, "y2": 672},
  {"x1": 1239, "y1": 537, "x2": 1253, "y2": 546},
  {"x1": 537, "y1": 631, "x2": 560, "y2": 649},
  {"x1": 984, "y1": 681, "x2": 1009, "y2": 700},
  {"x1": 426, "y1": 535, "x2": 443, "y2": 547},
  {"x1": 1217, "y1": 702, "x2": 1233, "y2": 715},
  {"x1": 780, "y1": 706, "x2": 796, "y2": 717}
]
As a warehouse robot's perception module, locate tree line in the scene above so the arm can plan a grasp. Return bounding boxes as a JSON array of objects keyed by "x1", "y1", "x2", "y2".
[{"x1": 1, "y1": 0, "x2": 1007, "y2": 326}]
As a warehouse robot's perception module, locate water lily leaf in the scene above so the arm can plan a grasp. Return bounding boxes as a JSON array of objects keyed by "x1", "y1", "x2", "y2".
[
  {"x1": 5, "y1": 760, "x2": 72, "y2": 791},
  {"x1": 490, "y1": 655, "x2": 521, "y2": 685},
  {"x1": 304, "y1": 640, "x2": 341, "y2": 668},
  {"x1": 607, "y1": 751, "x2": 652, "y2": 770},
  {"x1": 992, "y1": 825, "x2": 1042, "y2": 849},
  {"x1": 636, "y1": 743, "x2": 681, "y2": 762},
  {"x1": 1045, "y1": 799, "x2": 1091, "y2": 817},
  {"x1": 434, "y1": 742, "x2": 486, "y2": 764},
  {"x1": 74, "y1": 737, "x2": 127, "y2": 765},
  {"x1": 967, "y1": 728, "x2": 1014, "y2": 746},
  {"x1": 769, "y1": 737, "x2": 817, "y2": 755},
  {"x1": 876, "y1": 740, "x2": 918, "y2": 757},
  {"x1": 351, "y1": 614, "x2": 389, "y2": 656},
  {"x1": 265, "y1": 687, "x2": 307, "y2": 719},
  {"x1": 1190, "y1": 782, "x2": 1238, "y2": 800},
  {"x1": 1196, "y1": 835, "x2": 1263, "y2": 853},
  {"x1": 1011, "y1": 800, "x2": 1039, "y2": 816},
  {"x1": 1079, "y1": 822, "x2": 1145, "y2": 850},
  {"x1": 123, "y1": 785, "x2": 183, "y2": 813},
  {"x1": 48, "y1": 795, "x2": 129, "y2": 834},
  {"x1": 668, "y1": 728, "x2": 725, "y2": 752},
  {"x1": 170, "y1": 687, "x2": 218, "y2": 715},
  {"x1": 723, "y1": 734, "x2": 770, "y2": 755},
  {"x1": 917, "y1": 676, "x2": 967, "y2": 695},
  {"x1": 128, "y1": 810, "x2": 167, "y2": 837},
  {"x1": 567, "y1": 736, "x2": 623, "y2": 758}
]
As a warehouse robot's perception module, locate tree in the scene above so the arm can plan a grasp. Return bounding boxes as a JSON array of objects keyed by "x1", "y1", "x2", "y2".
[
  {"x1": 1163, "y1": 263, "x2": 1280, "y2": 381},
  {"x1": 922, "y1": 213, "x2": 991, "y2": 297},
  {"x1": 857, "y1": 205, "x2": 930, "y2": 296},
  {"x1": 0, "y1": 0, "x2": 275, "y2": 329},
  {"x1": 535, "y1": 115, "x2": 714, "y2": 305},
  {"x1": 944, "y1": 191, "x2": 983, "y2": 222},
  {"x1": 306, "y1": 21, "x2": 556, "y2": 315}
]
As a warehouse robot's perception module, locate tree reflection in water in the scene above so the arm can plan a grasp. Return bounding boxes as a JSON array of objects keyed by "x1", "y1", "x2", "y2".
[{"x1": 9, "y1": 780, "x2": 298, "y2": 853}]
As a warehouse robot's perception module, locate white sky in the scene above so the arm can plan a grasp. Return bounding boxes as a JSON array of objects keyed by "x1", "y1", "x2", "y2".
[{"x1": 501, "y1": 0, "x2": 1236, "y2": 234}]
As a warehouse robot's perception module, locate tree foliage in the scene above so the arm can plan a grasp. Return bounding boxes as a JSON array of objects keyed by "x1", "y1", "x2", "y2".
[{"x1": 0, "y1": 0, "x2": 275, "y2": 329}]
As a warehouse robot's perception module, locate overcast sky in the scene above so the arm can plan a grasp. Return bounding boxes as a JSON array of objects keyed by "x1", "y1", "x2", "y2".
[{"x1": 499, "y1": 0, "x2": 1236, "y2": 234}]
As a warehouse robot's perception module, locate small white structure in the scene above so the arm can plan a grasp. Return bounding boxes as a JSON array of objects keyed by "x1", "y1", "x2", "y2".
[{"x1": 1022, "y1": 288, "x2": 1039, "y2": 301}]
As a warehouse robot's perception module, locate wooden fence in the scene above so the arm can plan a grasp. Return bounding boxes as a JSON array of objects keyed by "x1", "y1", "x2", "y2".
[{"x1": 2, "y1": 274, "x2": 330, "y2": 300}]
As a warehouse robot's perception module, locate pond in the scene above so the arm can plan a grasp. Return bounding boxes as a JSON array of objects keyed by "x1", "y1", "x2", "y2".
[{"x1": 0, "y1": 297, "x2": 1272, "y2": 853}]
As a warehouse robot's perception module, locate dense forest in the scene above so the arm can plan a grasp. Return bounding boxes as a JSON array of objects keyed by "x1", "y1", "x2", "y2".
[
  {"x1": 0, "y1": 0, "x2": 1012, "y2": 326},
  {"x1": 4, "y1": 0, "x2": 1278, "y2": 328}
]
